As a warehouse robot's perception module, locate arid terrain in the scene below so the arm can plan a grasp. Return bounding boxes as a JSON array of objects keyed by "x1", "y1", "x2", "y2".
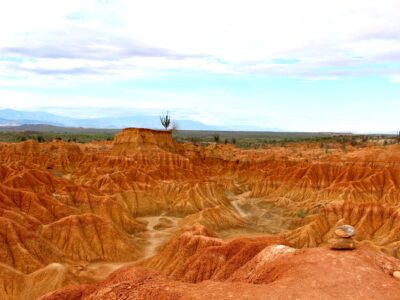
[{"x1": 1, "y1": 128, "x2": 400, "y2": 299}]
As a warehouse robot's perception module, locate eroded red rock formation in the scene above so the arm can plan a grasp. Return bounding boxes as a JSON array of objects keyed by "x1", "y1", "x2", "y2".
[
  {"x1": 41, "y1": 227, "x2": 400, "y2": 300},
  {"x1": 0, "y1": 129, "x2": 400, "y2": 298}
]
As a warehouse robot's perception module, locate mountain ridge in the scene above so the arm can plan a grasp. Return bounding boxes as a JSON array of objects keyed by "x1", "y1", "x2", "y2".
[
  {"x1": 0, "y1": 109, "x2": 225, "y2": 130},
  {"x1": 0, "y1": 109, "x2": 285, "y2": 131}
]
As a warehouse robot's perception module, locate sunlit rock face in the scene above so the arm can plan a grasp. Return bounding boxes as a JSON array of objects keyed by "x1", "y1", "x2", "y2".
[
  {"x1": 1, "y1": 129, "x2": 400, "y2": 299},
  {"x1": 112, "y1": 128, "x2": 178, "y2": 155},
  {"x1": 40, "y1": 227, "x2": 400, "y2": 300}
]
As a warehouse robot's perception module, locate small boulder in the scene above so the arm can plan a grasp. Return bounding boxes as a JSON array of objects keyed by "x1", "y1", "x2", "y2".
[
  {"x1": 328, "y1": 237, "x2": 356, "y2": 250},
  {"x1": 335, "y1": 225, "x2": 356, "y2": 238}
]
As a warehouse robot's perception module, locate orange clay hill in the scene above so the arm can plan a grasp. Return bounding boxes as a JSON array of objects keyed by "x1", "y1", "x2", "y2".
[{"x1": 0, "y1": 128, "x2": 399, "y2": 299}]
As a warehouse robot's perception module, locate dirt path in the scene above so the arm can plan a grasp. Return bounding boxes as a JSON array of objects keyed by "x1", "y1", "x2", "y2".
[
  {"x1": 227, "y1": 184, "x2": 293, "y2": 235},
  {"x1": 137, "y1": 215, "x2": 181, "y2": 258}
]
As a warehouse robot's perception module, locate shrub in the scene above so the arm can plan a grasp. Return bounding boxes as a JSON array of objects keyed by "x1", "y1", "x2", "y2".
[{"x1": 297, "y1": 209, "x2": 308, "y2": 219}]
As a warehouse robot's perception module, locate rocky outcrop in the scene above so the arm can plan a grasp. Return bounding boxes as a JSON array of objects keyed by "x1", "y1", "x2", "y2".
[{"x1": 112, "y1": 128, "x2": 179, "y2": 155}]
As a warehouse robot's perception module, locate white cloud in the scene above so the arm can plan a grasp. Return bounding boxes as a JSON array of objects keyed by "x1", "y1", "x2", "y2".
[
  {"x1": 1, "y1": 0, "x2": 400, "y2": 79},
  {"x1": 1, "y1": 0, "x2": 400, "y2": 132},
  {"x1": 390, "y1": 75, "x2": 400, "y2": 83}
]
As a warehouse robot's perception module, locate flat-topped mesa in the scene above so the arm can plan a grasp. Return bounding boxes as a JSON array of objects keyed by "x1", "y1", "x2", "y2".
[{"x1": 112, "y1": 128, "x2": 178, "y2": 155}]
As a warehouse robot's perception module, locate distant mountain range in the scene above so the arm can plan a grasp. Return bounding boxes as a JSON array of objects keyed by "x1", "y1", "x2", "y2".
[
  {"x1": 0, "y1": 109, "x2": 285, "y2": 131},
  {"x1": 0, "y1": 109, "x2": 226, "y2": 130}
]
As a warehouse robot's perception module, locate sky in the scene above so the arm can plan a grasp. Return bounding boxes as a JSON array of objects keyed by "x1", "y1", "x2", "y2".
[{"x1": 0, "y1": 0, "x2": 400, "y2": 132}]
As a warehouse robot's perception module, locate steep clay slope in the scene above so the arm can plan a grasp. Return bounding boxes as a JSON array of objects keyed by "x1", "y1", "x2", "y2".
[
  {"x1": 141, "y1": 226, "x2": 286, "y2": 282},
  {"x1": 41, "y1": 227, "x2": 400, "y2": 300},
  {"x1": 0, "y1": 263, "x2": 77, "y2": 300},
  {"x1": 0, "y1": 217, "x2": 65, "y2": 274},
  {"x1": 0, "y1": 130, "x2": 400, "y2": 298},
  {"x1": 40, "y1": 213, "x2": 142, "y2": 261}
]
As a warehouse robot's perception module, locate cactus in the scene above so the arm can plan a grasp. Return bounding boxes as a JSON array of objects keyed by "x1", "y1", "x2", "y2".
[{"x1": 160, "y1": 112, "x2": 171, "y2": 130}]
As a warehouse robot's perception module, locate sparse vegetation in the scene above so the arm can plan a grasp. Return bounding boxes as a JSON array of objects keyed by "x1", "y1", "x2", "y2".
[
  {"x1": 0, "y1": 126, "x2": 398, "y2": 147},
  {"x1": 175, "y1": 131, "x2": 397, "y2": 148},
  {"x1": 0, "y1": 131, "x2": 115, "y2": 143},
  {"x1": 297, "y1": 209, "x2": 308, "y2": 219}
]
